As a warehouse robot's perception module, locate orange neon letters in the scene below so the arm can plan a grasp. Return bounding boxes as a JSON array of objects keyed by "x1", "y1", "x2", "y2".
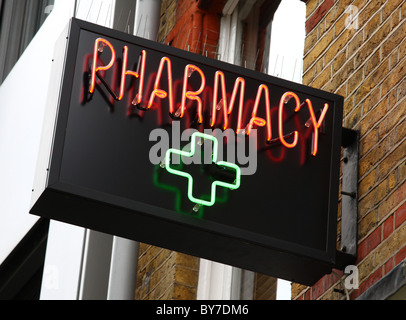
[
  {"x1": 118, "y1": 46, "x2": 139, "y2": 101},
  {"x1": 304, "y1": 99, "x2": 329, "y2": 156},
  {"x1": 88, "y1": 38, "x2": 331, "y2": 157},
  {"x1": 211, "y1": 73, "x2": 246, "y2": 132},
  {"x1": 147, "y1": 57, "x2": 174, "y2": 113},
  {"x1": 180, "y1": 65, "x2": 206, "y2": 123},
  {"x1": 246, "y1": 84, "x2": 272, "y2": 142},
  {"x1": 211, "y1": 71, "x2": 229, "y2": 129},
  {"x1": 89, "y1": 38, "x2": 116, "y2": 94},
  {"x1": 278, "y1": 92, "x2": 301, "y2": 148},
  {"x1": 133, "y1": 50, "x2": 147, "y2": 106},
  {"x1": 227, "y1": 77, "x2": 246, "y2": 134},
  {"x1": 89, "y1": 38, "x2": 146, "y2": 104}
]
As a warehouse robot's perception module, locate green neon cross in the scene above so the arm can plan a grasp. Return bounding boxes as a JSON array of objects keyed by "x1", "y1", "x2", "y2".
[{"x1": 164, "y1": 132, "x2": 241, "y2": 207}]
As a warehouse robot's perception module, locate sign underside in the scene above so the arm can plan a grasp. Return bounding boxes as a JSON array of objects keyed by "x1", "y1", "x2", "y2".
[{"x1": 31, "y1": 18, "x2": 344, "y2": 286}]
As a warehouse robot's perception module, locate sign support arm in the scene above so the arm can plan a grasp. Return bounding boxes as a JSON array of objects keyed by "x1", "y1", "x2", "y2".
[{"x1": 336, "y1": 127, "x2": 359, "y2": 268}]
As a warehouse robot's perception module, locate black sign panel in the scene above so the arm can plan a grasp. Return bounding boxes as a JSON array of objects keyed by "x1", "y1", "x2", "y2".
[{"x1": 31, "y1": 19, "x2": 344, "y2": 285}]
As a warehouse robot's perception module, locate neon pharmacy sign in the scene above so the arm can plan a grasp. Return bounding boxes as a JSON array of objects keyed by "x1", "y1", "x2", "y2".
[
  {"x1": 31, "y1": 19, "x2": 344, "y2": 286},
  {"x1": 164, "y1": 132, "x2": 241, "y2": 207},
  {"x1": 88, "y1": 37, "x2": 329, "y2": 157}
]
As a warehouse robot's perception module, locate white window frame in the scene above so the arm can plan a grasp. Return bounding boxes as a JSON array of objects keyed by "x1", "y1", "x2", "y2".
[
  {"x1": 267, "y1": 0, "x2": 305, "y2": 83},
  {"x1": 39, "y1": 0, "x2": 161, "y2": 300},
  {"x1": 198, "y1": 0, "x2": 260, "y2": 300},
  {"x1": 0, "y1": 0, "x2": 55, "y2": 83},
  {"x1": 197, "y1": 0, "x2": 306, "y2": 301}
]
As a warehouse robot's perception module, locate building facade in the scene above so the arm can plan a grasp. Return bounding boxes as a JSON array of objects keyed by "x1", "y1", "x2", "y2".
[
  {"x1": 132, "y1": 0, "x2": 406, "y2": 301},
  {"x1": 293, "y1": 0, "x2": 406, "y2": 300},
  {"x1": 0, "y1": 0, "x2": 405, "y2": 300}
]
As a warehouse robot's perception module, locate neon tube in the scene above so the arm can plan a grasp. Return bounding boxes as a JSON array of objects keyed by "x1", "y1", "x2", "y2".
[
  {"x1": 304, "y1": 99, "x2": 329, "y2": 156},
  {"x1": 89, "y1": 38, "x2": 116, "y2": 94},
  {"x1": 146, "y1": 57, "x2": 174, "y2": 113},
  {"x1": 131, "y1": 50, "x2": 147, "y2": 106},
  {"x1": 181, "y1": 65, "x2": 206, "y2": 123},
  {"x1": 164, "y1": 132, "x2": 241, "y2": 207},
  {"x1": 118, "y1": 46, "x2": 140, "y2": 101},
  {"x1": 278, "y1": 92, "x2": 301, "y2": 148},
  {"x1": 246, "y1": 84, "x2": 272, "y2": 141},
  {"x1": 212, "y1": 71, "x2": 229, "y2": 129},
  {"x1": 227, "y1": 77, "x2": 246, "y2": 134}
]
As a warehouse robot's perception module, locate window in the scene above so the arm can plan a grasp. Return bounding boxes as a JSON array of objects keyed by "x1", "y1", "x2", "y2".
[
  {"x1": 218, "y1": 0, "x2": 281, "y2": 71},
  {"x1": 198, "y1": 0, "x2": 306, "y2": 300},
  {"x1": 75, "y1": 0, "x2": 119, "y2": 29},
  {"x1": 0, "y1": 0, "x2": 150, "y2": 85},
  {"x1": 267, "y1": 0, "x2": 306, "y2": 83},
  {"x1": 218, "y1": 0, "x2": 305, "y2": 83},
  {"x1": 0, "y1": 0, "x2": 55, "y2": 84},
  {"x1": 74, "y1": 0, "x2": 160, "y2": 40}
]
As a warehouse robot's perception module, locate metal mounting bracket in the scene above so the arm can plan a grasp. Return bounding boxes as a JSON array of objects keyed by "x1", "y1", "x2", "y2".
[{"x1": 336, "y1": 127, "x2": 359, "y2": 269}]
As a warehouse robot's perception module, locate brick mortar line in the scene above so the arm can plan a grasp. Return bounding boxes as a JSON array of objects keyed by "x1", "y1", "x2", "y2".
[
  {"x1": 318, "y1": 287, "x2": 352, "y2": 300},
  {"x1": 341, "y1": 61, "x2": 406, "y2": 141},
  {"x1": 359, "y1": 186, "x2": 406, "y2": 242},
  {"x1": 303, "y1": 7, "x2": 337, "y2": 70},
  {"x1": 358, "y1": 106, "x2": 406, "y2": 157},
  {"x1": 138, "y1": 245, "x2": 160, "y2": 260},
  {"x1": 136, "y1": 251, "x2": 175, "y2": 299},
  {"x1": 357, "y1": 210, "x2": 406, "y2": 271},
  {"x1": 348, "y1": 34, "x2": 406, "y2": 105},
  {"x1": 137, "y1": 247, "x2": 172, "y2": 274},
  {"x1": 340, "y1": 109, "x2": 405, "y2": 202},
  {"x1": 357, "y1": 146, "x2": 406, "y2": 208},
  {"x1": 155, "y1": 276, "x2": 198, "y2": 300},
  {"x1": 309, "y1": 5, "x2": 401, "y2": 91},
  {"x1": 302, "y1": 22, "x2": 406, "y2": 144},
  {"x1": 146, "y1": 262, "x2": 177, "y2": 299},
  {"x1": 146, "y1": 255, "x2": 199, "y2": 298},
  {"x1": 305, "y1": 0, "x2": 320, "y2": 21},
  {"x1": 353, "y1": 101, "x2": 406, "y2": 180},
  {"x1": 303, "y1": 0, "x2": 361, "y2": 73},
  {"x1": 336, "y1": 135, "x2": 404, "y2": 231},
  {"x1": 311, "y1": 1, "x2": 404, "y2": 92},
  {"x1": 358, "y1": 148, "x2": 406, "y2": 205},
  {"x1": 336, "y1": 21, "x2": 406, "y2": 99},
  {"x1": 357, "y1": 178, "x2": 406, "y2": 241},
  {"x1": 156, "y1": 282, "x2": 174, "y2": 300},
  {"x1": 351, "y1": 87, "x2": 406, "y2": 149},
  {"x1": 303, "y1": 0, "x2": 358, "y2": 51},
  {"x1": 308, "y1": 0, "x2": 394, "y2": 58},
  {"x1": 318, "y1": 215, "x2": 406, "y2": 300},
  {"x1": 303, "y1": 0, "x2": 398, "y2": 79},
  {"x1": 292, "y1": 286, "x2": 311, "y2": 300}
]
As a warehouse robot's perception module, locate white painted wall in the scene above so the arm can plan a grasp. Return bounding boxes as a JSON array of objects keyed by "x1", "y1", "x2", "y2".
[
  {"x1": 0, "y1": 0, "x2": 76, "y2": 265},
  {"x1": 134, "y1": 0, "x2": 161, "y2": 39},
  {"x1": 267, "y1": 0, "x2": 306, "y2": 83},
  {"x1": 75, "y1": 0, "x2": 116, "y2": 25},
  {"x1": 38, "y1": 0, "x2": 159, "y2": 300}
]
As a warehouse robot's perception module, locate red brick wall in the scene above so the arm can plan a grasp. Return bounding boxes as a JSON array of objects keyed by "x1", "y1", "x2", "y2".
[
  {"x1": 164, "y1": 0, "x2": 226, "y2": 58},
  {"x1": 293, "y1": 0, "x2": 406, "y2": 300},
  {"x1": 135, "y1": 0, "x2": 406, "y2": 301}
]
